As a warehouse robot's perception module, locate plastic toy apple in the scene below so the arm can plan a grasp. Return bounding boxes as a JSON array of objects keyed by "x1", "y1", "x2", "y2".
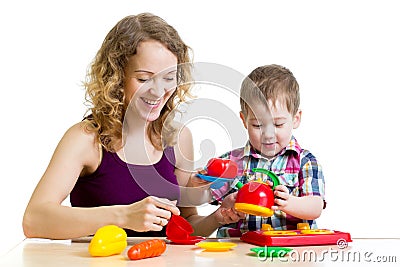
[
  {"x1": 206, "y1": 158, "x2": 238, "y2": 178},
  {"x1": 234, "y1": 168, "x2": 280, "y2": 217}
]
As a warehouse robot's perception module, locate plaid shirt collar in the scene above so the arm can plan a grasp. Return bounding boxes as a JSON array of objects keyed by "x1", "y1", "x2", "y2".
[{"x1": 241, "y1": 136, "x2": 301, "y2": 160}]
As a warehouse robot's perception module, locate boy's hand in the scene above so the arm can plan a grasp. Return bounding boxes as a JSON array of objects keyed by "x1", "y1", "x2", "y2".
[
  {"x1": 272, "y1": 185, "x2": 290, "y2": 210},
  {"x1": 215, "y1": 192, "x2": 246, "y2": 225}
]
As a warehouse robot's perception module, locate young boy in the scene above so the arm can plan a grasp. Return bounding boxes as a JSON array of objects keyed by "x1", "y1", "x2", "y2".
[{"x1": 211, "y1": 64, "x2": 326, "y2": 237}]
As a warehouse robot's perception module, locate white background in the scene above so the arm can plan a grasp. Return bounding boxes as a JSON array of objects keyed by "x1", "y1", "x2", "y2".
[{"x1": 1, "y1": 0, "x2": 399, "y2": 256}]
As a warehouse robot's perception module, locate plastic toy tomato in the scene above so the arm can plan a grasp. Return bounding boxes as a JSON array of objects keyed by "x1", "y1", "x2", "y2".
[{"x1": 206, "y1": 158, "x2": 238, "y2": 178}]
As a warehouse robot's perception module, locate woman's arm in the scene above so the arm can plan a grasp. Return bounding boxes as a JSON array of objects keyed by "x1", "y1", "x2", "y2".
[
  {"x1": 23, "y1": 122, "x2": 179, "y2": 239},
  {"x1": 23, "y1": 122, "x2": 119, "y2": 239},
  {"x1": 173, "y1": 126, "x2": 244, "y2": 236},
  {"x1": 173, "y1": 125, "x2": 212, "y2": 235}
]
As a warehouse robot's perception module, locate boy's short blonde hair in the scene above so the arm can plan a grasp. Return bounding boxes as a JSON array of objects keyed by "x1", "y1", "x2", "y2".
[{"x1": 240, "y1": 64, "x2": 300, "y2": 116}]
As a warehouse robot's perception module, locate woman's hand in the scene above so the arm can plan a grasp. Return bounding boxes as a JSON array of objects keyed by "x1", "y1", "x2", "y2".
[
  {"x1": 214, "y1": 192, "x2": 245, "y2": 225},
  {"x1": 187, "y1": 168, "x2": 211, "y2": 188},
  {"x1": 124, "y1": 196, "x2": 180, "y2": 232}
]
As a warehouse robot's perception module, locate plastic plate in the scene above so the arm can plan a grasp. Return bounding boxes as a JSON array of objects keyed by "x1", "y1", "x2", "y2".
[
  {"x1": 196, "y1": 241, "x2": 237, "y2": 252},
  {"x1": 196, "y1": 174, "x2": 233, "y2": 189}
]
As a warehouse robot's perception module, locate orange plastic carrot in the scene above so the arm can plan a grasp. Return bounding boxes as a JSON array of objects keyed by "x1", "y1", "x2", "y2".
[{"x1": 127, "y1": 239, "x2": 167, "y2": 260}]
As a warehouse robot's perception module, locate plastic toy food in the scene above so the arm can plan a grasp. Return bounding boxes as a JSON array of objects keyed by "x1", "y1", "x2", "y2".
[
  {"x1": 234, "y1": 168, "x2": 280, "y2": 217},
  {"x1": 206, "y1": 158, "x2": 238, "y2": 178},
  {"x1": 127, "y1": 239, "x2": 167, "y2": 260},
  {"x1": 88, "y1": 225, "x2": 127, "y2": 257},
  {"x1": 166, "y1": 215, "x2": 205, "y2": 244}
]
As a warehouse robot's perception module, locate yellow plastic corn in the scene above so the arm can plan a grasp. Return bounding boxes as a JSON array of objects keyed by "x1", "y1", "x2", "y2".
[{"x1": 89, "y1": 225, "x2": 127, "y2": 257}]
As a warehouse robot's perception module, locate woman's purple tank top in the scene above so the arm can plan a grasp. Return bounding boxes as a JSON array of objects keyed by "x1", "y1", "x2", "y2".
[{"x1": 70, "y1": 146, "x2": 180, "y2": 237}]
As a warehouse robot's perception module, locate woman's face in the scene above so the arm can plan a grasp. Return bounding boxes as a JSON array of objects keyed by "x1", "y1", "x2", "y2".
[{"x1": 124, "y1": 40, "x2": 178, "y2": 122}]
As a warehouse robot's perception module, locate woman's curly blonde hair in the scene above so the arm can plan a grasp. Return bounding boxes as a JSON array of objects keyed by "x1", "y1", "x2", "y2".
[{"x1": 83, "y1": 13, "x2": 192, "y2": 152}]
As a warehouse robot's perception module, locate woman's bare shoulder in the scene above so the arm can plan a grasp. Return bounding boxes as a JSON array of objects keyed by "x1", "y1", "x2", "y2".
[
  {"x1": 171, "y1": 121, "x2": 192, "y2": 143},
  {"x1": 172, "y1": 122, "x2": 193, "y2": 170},
  {"x1": 58, "y1": 121, "x2": 101, "y2": 170},
  {"x1": 64, "y1": 121, "x2": 97, "y2": 143}
]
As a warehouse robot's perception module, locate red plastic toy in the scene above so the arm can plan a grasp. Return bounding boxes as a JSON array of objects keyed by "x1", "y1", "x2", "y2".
[
  {"x1": 234, "y1": 181, "x2": 275, "y2": 217},
  {"x1": 166, "y1": 215, "x2": 205, "y2": 245},
  {"x1": 241, "y1": 229, "x2": 352, "y2": 247},
  {"x1": 234, "y1": 168, "x2": 280, "y2": 217},
  {"x1": 206, "y1": 158, "x2": 238, "y2": 178}
]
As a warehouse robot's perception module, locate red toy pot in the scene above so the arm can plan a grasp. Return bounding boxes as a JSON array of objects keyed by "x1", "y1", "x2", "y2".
[
  {"x1": 234, "y1": 168, "x2": 280, "y2": 217},
  {"x1": 234, "y1": 181, "x2": 275, "y2": 217}
]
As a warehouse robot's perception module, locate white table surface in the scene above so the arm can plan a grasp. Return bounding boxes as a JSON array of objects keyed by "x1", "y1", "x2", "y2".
[{"x1": 1, "y1": 237, "x2": 399, "y2": 266}]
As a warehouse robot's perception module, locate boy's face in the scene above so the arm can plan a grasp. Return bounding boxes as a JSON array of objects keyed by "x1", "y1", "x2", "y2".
[{"x1": 240, "y1": 99, "x2": 301, "y2": 159}]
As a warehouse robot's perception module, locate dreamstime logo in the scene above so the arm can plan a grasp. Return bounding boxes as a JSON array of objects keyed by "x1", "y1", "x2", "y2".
[
  {"x1": 122, "y1": 62, "x2": 274, "y2": 207},
  {"x1": 336, "y1": 238, "x2": 348, "y2": 249},
  {"x1": 257, "y1": 239, "x2": 397, "y2": 263}
]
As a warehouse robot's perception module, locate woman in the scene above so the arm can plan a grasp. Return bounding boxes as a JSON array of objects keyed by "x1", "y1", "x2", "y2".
[{"x1": 23, "y1": 13, "x2": 232, "y2": 239}]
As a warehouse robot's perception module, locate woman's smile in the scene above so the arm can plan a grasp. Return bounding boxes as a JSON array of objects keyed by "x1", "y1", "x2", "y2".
[
  {"x1": 141, "y1": 97, "x2": 162, "y2": 108},
  {"x1": 123, "y1": 40, "x2": 178, "y2": 122}
]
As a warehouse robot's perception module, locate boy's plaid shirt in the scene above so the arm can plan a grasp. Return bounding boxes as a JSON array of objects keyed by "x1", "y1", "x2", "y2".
[{"x1": 211, "y1": 136, "x2": 326, "y2": 237}]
